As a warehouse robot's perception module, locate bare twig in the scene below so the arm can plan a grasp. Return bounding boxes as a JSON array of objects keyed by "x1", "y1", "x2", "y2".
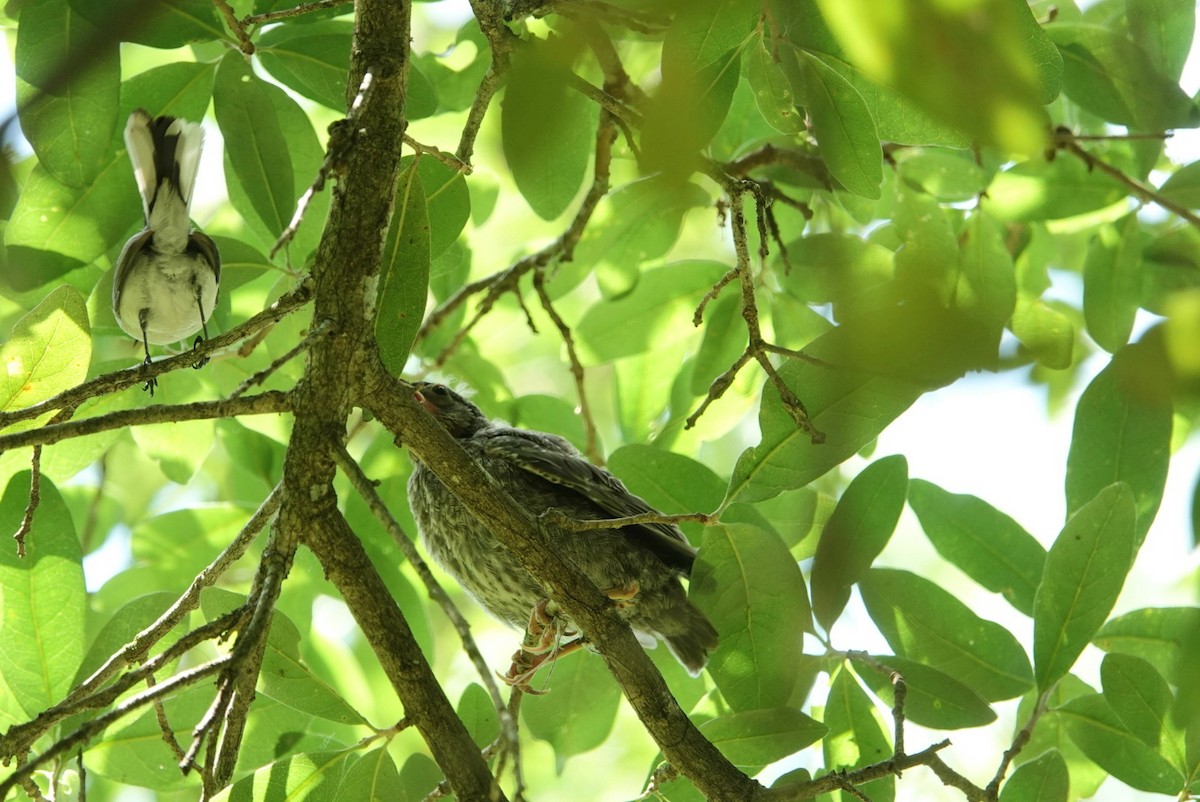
[
  {"x1": 404, "y1": 135, "x2": 471, "y2": 173},
  {"x1": 1054, "y1": 127, "x2": 1200, "y2": 229},
  {"x1": 0, "y1": 488, "x2": 280, "y2": 760},
  {"x1": 0, "y1": 280, "x2": 312, "y2": 431},
  {"x1": 329, "y1": 441, "x2": 525, "y2": 798},
  {"x1": 532, "y1": 269, "x2": 602, "y2": 465},
  {"x1": 272, "y1": 73, "x2": 375, "y2": 258},
  {"x1": 543, "y1": 508, "x2": 717, "y2": 532},
  {"x1": 212, "y1": 0, "x2": 254, "y2": 54},
  {"x1": 242, "y1": 0, "x2": 352, "y2": 26},
  {"x1": 0, "y1": 392, "x2": 292, "y2": 453},
  {"x1": 230, "y1": 320, "x2": 334, "y2": 398},
  {"x1": 0, "y1": 656, "x2": 233, "y2": 796},
  {"x1": 985, "y1": 688, "x2": 1051, "y2": 798}
]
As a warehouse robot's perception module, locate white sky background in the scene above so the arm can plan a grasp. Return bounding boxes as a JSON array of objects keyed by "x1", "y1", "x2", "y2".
[{"x1": 1, "y1": 4, "x2": 1199, "y2": 800}]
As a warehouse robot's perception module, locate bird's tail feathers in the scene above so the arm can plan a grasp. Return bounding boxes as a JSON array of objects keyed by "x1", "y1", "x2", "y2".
[{"x1": 124, "y1": 109, "x2": 205, "y2": 253}]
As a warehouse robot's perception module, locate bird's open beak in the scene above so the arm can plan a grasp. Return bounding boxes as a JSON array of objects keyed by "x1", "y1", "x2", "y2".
[{"x1": 414, "y1": 389, "x2": 438, "y2": 415}]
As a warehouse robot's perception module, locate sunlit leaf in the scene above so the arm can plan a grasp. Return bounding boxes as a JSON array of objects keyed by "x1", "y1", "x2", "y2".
[
  {"x1": 907, "y1": 479, "x2": 1045, "y2": 616},
  {"x1": 1034, "y1": 483, "x2": 1137, "y2": 690},
  {"x1": 691, "y1": 523, "x2": 811, "y2": 711},
  {"x1": 861, "y1": 568, "x2": 1034, "y2": 701},
  {"x1": 1065, "y1": 341, "x2": 1172, "y2": 544},
  {"x1": 0, "y1": 473, "x2": 84, "y2": 716},
  {"x1": 811, "y1": 455, "x2": 907, "y2": 631}
]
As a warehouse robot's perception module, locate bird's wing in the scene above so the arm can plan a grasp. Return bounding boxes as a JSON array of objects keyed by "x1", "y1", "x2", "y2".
[
  {"x1": 480, "y1": 429, "x2": 698, "y2": 573},
  {"x1": 112, "y1": 228, "x2": 154, "y2": 308}
]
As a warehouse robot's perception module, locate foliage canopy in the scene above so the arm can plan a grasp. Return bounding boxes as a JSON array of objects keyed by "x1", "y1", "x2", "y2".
[{"x1": 0, "y1": 0, "x2": 1199, "y2": 800}]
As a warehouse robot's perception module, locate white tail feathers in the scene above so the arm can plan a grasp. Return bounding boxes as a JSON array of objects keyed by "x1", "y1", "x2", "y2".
[{"x1": 124, "y1": 109, "x2": 205, "y2": 255}]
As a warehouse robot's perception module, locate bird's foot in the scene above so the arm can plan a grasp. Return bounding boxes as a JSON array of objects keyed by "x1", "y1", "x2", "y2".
[
  {"x1": 141, "y1": 354, "x2": 157, "y2": 397},
  {"x1": 500, "y1": 637, "x2": 590, "y2": 694},
  {"x1": 603, "y1": 580, "x2": 640, "y2": 610},
  {"x1": 191, "y1": 335, "x2": 209, "y2": 370}
]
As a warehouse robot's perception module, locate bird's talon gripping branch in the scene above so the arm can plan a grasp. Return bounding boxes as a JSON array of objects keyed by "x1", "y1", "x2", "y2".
[{"x1": 191, "y1": 336, "x2": 209, "y2": 370}]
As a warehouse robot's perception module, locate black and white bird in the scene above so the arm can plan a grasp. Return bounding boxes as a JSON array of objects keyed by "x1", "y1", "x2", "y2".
[{"x1": 113, "y1": 110, "x2": 220, "y2": 394}]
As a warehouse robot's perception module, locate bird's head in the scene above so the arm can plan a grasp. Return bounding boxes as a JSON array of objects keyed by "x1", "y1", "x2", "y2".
[{"x1": 413, "y1": 382, "x2": 489, "y2": 437}]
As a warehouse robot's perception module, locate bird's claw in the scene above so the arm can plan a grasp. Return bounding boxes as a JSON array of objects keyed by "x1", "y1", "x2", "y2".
[
  {"x1": 191, "y1": 335, "x2": 209, "y2": 370},
  {"x1": 140, "y1": 354, "x2": 157, "y2": 397}
]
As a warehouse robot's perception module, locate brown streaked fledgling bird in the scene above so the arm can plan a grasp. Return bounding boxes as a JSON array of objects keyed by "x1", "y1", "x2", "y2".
[{"x1": 406, "y1": 382, "x2": 718, "y2": 681}]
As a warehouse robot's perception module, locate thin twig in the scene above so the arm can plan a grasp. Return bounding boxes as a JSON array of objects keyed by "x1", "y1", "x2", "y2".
[
  {"x1": 542, "y1": 508, "x2": 717, "y2": 532},
  {"x1": 404, "y1": 135, "x2": 471, "y2": 173},
  {"x1": 327, "y1": 440, "x2": 521, "y2": 768},
  {"x1": 0, "y1": 489, "x2": 279, "y2": 761},
  {"x1": 0, "y1": 656, "x2": 233, "y2": 796},
  {"x1": 212, "y1": 0, "x2": 254, "y2": 54},
  {"x1": 985, "y1": 688, "x2": 1051, "y2": 798},
  {"x1": 272, "y1": 73, "x2": 375, "y2": 258},
  {"x1": 242, "y1": 0, "x2": 352, "y2": 26},
  {"x1": 1054, "y1": 127, "x2": 1200, "y2": 229},
  {"x1": 231, "y1": 320, "x2": 334, "y2": 398},
  {"x1": 0, "y1": 392, "x2": 292, "y2": 453},
  {"x1": 0, "y1": 280, "x2": 312, "y2": 431},
  {"x1": 532, "y1": 269, "x2": 602, "y2": 465}
]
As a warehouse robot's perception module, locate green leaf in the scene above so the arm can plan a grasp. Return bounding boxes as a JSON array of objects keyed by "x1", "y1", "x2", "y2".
[
  {"x1": 691, "y1": 292, "x2": 748, "y2": 396},
  {"x1": 1127, "y1": 0, "x2": 1196, "y2": 81},
  {"x1": 999, "y1": 751, "x2": 1069, "y2": 802},
  {"x1": 1011, "y1": 295, "x2": 1075, "y2": 370},
  {"x1": 799, "y1": 52, "x2": 881, "y2": 199},
  {"x1": 258, "y1": 21, "x2": 352, "y2": 111},
  {"x1": 691, "y1": 523, "x2": 811, "y2": 711},
  {"x1": 811, "y1": 455, "x2": 908, "y2": 631},
  {"x1": 1101, "y1": 653, "x2": 1184, "y2": 767},
  {"x1": 607, "y1": 445, "x2": 725, "y2": 523},
  {"x1": 1047, "y1": 22, "x2": 1199, "y2": 130},
  {"x1": 456, "y1": 683, "x2": 500, "y2": 748},
  {"x1": 643, "y1": 48, "x2": 742, "y2": 177},
  {"x1": 70, "y1": 0, "x2": 223, "y2": 48},
  {"x1": 0, "y1": 285, "x2": 90, "y2": 413},
  {"x1": 377, "y1": 160, "x2": 431, "y2": 375},
  {"x1": 16, "y1": 0, "x2": 119, "y2": 188},
  {"x1": 408, "y1": 155, "x2": 469, "y2": 259},
  {"x1": 501, "y1": 36, "x2": 595, "y2": 220},
  {"x1": 214, "y1": 51, "x2": 295, "y2": 238},
  {"x1": 211, "y1": 750, "x2": 355, "y2": 801},
  {"x1": 561, "y1": 178, "x2": 710, "y2": 297},
  {"x1": 576, "y1": 260, "x2": 728, "y2": 363},
  {"x1": 860, "y1": 568, "x2": 1034, "y2": 702},
  {"x1": 89, "y1": 683, "x2": 210, "y2": 789},
  {"x1": 1082, "y1": 215, "x2": 1143, "y2": 354},
  {"x1": 1065, "y1": 341, "x2": 1172, "y2": 544},
  {"x1": 1094, "y1": 607, "x2": 1200, "y2": 686},
  {"x1": 1058, "y1": 694, "x2": 1184, "y2": 794},
  {"x1": 1159, "y1": 159, "x2": 1200, "y2": 208},
  {"x1": 823, "y1": 668, "x2": 894, "y2": 802},
  {"x1": 0, "y1": 473, "x2": 84, "y2": 716},
  {"x1": 983, "y1": 157, "x2": 1127, "y2": 222},
  {"x1": 727, "y1": 293, "x2": 992, "y2": 504},
  {"x1": 521, "y1": 651, "x2": 621, "y2": 757},
  {"x1": 893, "y1": 181, "x2": 959, "y2": 302},
  {"x1": 907, "y1": 479, "x2": 1046, "y2": 616},
  {"x1": 895, "y1": 148, "x2": 988, "y2": 201},
  {"x1": 814, "y1": 0, "x2": 1053, "y2": 154},
  {"x1": 956, "y1": 211, "x2": 1017, "y2": 334},
  {"x1": 662, "y1": 0, "x2": 759, "y2": 72},
  {"x1": 745, "y1": 36, "x2": 804, "y2": 133},
  {"x1": 858, "y1": 654, "x2": 996, "y2": 730},
  {"x1": 1033, "y1": 483, "x2": 1137, "y2": 690},
  {"x1": 777, "y1": 232, "x2": 894, "y2": 309},
  {"x1": 699, "y1": 707, "x2": 826, "y2": 770},
  {"x1": 337, "y1": 747, "x2": 404, "y2": 801}
]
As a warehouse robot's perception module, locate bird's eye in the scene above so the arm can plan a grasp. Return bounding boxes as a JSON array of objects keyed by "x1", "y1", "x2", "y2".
[{"x1": 430, "y1": 385, "x2": 449, "y2": 397}]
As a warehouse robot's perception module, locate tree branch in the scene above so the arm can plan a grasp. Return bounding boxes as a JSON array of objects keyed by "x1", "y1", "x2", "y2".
[
  {"x1": 364, "y1": 367, "x2": 763, "y2": 802},
  {"x1": 0, "y1": 391, "x2": 292, "y2": 453}
]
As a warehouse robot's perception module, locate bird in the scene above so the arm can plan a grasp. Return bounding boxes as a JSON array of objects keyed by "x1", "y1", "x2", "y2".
[
  {"x1": 406, "y1": 382, "x2": 718, "y2": 685},
  {"x1": 113, "y1": 109, "x2": 221, "y2": 395}
]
